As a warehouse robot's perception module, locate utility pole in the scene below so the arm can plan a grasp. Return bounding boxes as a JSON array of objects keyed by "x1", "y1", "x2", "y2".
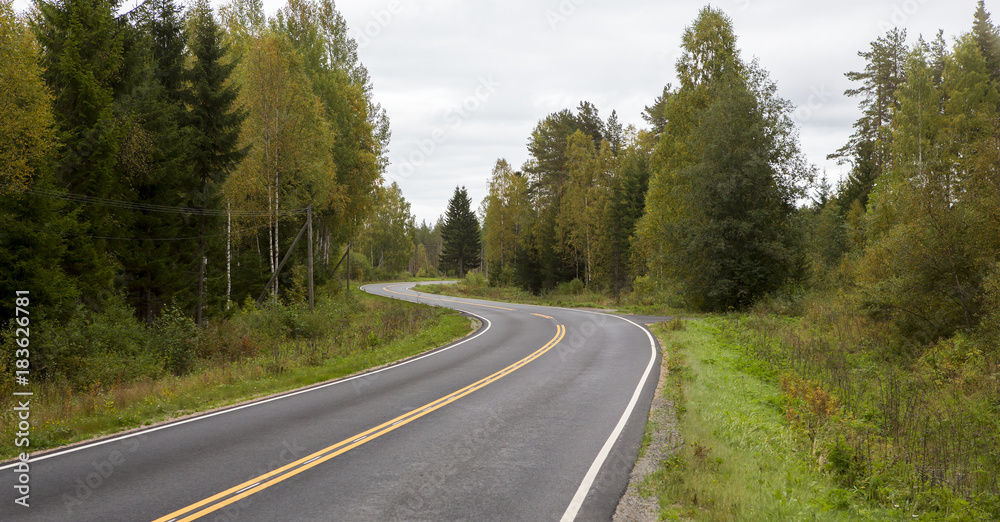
[
  {"x1": 346, "y1": 241, "x2": 351, "y2": 297},
  {"x1": 307, "y1": 205, "x2": 314, "y2": 311}
]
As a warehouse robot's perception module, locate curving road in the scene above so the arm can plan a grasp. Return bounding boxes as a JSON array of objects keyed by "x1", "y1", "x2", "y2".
[{"x1": 2, "y1": 282, "x2": 660, "y2": 521}]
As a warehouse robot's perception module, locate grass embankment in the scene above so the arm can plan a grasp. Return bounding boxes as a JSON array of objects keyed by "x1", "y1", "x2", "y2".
[
  {"x1": 643, "y1": 310, "x2": 999, "y2": 521},
  {"x1": 0, "y1": 287, "x2": 472, "y2": 461},
  {"x1": 643, "y1": 318, "x2": 891, "y2": 520}
]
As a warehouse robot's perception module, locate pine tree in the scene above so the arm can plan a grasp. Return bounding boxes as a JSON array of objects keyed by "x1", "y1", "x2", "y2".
[
  {"x1": 186, "y1": 0, "x2": 247, "y2": 325},
  {"x1": 830, "y1": 29, "x2": 908, "y2": 214},
  {"x1": 439, "y1": 186, "x2": 481, "y2": 278}
]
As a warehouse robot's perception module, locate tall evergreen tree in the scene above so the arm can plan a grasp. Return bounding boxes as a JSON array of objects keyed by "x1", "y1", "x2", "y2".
[
  {"x1": 439, "y1": 186, "x2": 481, "y2": 278},
  {"x1": 830, "y1": 29, "x2": 909, "y2": 214},
  {"x1": 186, "y1": 0, "x2": 247, "y2": 325},
  {"x1": 33, "y1": 0, "x2": 128, "y2": 305},
  {"x1": 119, "y1": 0, "x2": 196, "y2": 322},
  {"x1": 972, "y1": 0, "x2": 1000, "y2": 83},
  {"x1": 0, "y1": 4, "x2": 78, "y2": 319}
]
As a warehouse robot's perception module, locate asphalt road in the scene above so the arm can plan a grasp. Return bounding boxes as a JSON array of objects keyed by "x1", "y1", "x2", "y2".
[{"x1": 2, "y1": 282, "x2": 660, "y2": 521}]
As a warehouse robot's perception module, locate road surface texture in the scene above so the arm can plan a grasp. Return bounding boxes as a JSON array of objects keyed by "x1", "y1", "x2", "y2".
[{"x1": 3, "y1": 282, "x2": 659, "y2": 521}]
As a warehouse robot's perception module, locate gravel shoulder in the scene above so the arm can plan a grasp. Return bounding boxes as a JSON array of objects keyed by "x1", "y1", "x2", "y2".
[{"x1": 612, "y1": 327, "x2": 683, "y2": 522}]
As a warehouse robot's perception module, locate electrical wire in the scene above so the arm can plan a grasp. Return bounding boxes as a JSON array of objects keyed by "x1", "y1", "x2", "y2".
[
  {"x1": 1, "y1": 183, "x2": 309, "y2": 217},
  {"x1": 3, "y1": 220, "x2": 277, "y2": 242}
]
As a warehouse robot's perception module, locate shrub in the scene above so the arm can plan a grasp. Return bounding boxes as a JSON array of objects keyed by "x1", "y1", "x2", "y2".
[
  {"x1": 556, "y1": 278, "x2": 585, "y2": 295},
  {"x1": 464, "y1": 271, "x2": 487, "y2": 288},
  {"x1": 151, "y1": 305, "x2": 199, "y2": 375}
]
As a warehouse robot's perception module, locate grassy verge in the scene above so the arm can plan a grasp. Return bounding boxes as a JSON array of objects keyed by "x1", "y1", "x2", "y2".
[
  {"x1": 413, "y1": 277, "x2": 689, "y2": 317},
  {"x1": 642, "y1": 318, "x2": 893, "y2": 520},
  {"x1": 0, "y1": 287, "x2": 472, "y2": 461}
]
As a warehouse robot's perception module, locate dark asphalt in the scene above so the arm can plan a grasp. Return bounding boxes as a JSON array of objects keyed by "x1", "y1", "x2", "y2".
[{"x1": 2, "y1": 282, "x2": 660, "y2": 521}]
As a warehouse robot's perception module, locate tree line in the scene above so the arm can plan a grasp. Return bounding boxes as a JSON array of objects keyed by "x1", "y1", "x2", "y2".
[
  {"x1": 480, "y1": 2, "x2": 1000, "y2": 350},
  {"x1": 0, "y1": 0, "x2": 389, "y2": 328}
]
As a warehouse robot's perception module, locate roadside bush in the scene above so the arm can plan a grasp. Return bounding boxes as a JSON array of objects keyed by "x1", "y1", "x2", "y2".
[
  {"x1": 556, "y1": 278, "x2": 585, "y2": 295},
  {"x1": 13, "y1": 296, "x2": 166, "y2": 390},
  {"x1": 464, "y1": 271, "x2": 487, "y2": 288},
  {"x1": 151, "y1": 305, "x2": 198, "y2": 375}
]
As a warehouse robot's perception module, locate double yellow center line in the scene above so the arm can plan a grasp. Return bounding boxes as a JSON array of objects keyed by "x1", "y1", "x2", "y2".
[{"x1": 154, "y1": 323, "x2": 566, "y2": 522}]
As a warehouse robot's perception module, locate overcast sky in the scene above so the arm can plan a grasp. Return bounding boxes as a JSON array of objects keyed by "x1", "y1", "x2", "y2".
[{"x1": 12, "y1": 0, "x2": 989, "y2": 224}]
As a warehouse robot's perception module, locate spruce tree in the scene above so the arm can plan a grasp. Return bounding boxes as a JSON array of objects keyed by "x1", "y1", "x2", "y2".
[
  {"x1": 33, "y1": 0, "x2": 127, "y2": 305},
  {"x1": 0, "y1": 4, "x2": 79, "y2": 319},
  {"x1": 439, "y1": 186, "x2": 481, "y2": 278},
  {"x1": 973, "y1": 0, "x2": 1000, "y2": 83},
  {"x1": 186, "y1": 0, "x2": 247, "y2": 325},
  {"x1": 119, "y1": 0, "x2": 195, "y2": 322}
]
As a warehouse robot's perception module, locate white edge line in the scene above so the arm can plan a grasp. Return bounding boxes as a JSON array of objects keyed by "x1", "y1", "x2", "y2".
[
  {"x1": 559, "y1": 311, "x2": 659, "y2": 522},
  {"x1": 0, "y1": 283, "x2": 489, "y2": 470}
]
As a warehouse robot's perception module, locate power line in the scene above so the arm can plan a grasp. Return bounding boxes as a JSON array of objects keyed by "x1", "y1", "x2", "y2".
[
  {"x1": 2, "y1": 183, "x2": 309, "y2": 217},
  {"x1": 3, "y1": 220, "x2": 275, "y2": 242}
]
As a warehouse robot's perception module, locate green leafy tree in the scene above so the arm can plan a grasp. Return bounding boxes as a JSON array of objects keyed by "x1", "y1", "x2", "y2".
[
  {"x1": 637, "y1": 6, "x2": 808, "y2": 311},
  {"x1": 272, "y1": 0, "x2": 388, "y2": 249},
  {"x1": 440, "y1": 186, "x2": 481, "y2": 278},
  {"x1": 356, "y1": 182, "x2": 415, "y2": 276},
  {"x1": 860, "y1": 34, "x2": 1000, "y2": 343},
  {"x1": 482, "y1": 159, "x2": 529, "y2": 286},
  {"x1": 225, "y1": 29, "x2": 338, "y2": 301},
  {"x1": 562, "y1": 130, "x2": 614, "y2": 288}
]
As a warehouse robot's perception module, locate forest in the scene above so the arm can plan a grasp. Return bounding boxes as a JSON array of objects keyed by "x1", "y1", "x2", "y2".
[
  {"x1": 2, "y1": 0, "x2": 1000, "y2": 515},
  {"x1": 469, "y1": 3, "x2": 1000, "y2": 516}
]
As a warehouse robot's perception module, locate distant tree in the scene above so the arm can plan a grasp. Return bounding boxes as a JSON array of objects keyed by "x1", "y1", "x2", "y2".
[
  {"x1": 482, "y1": 159, "x2": 528, "y2": 285},
  {"x1": 439, "y1": 186, "x2": 481, "y2": 278},
  {"x1": 972, "y1": 0, "x2": 1000, "y2": 83},
  {"x1": 521, "y1": 103, "x2": 607, "y2": 290},
  {"x1": 603, "y1": 130, "x2": 652, "y2": 297},
  {"x1": 357, "y1": 182, "x2": 414, "y2": 275}
]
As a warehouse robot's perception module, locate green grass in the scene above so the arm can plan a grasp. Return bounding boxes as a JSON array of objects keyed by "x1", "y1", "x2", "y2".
[
  {"x1": 644, "y1": 319, "x2": 894, "y2": 521},
  {"x1": 412, "y1": 280, "x2": 689, "y2": 317},
  {"x1": 0, "y1": 288, "x2": 473, "y2": 461}
]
